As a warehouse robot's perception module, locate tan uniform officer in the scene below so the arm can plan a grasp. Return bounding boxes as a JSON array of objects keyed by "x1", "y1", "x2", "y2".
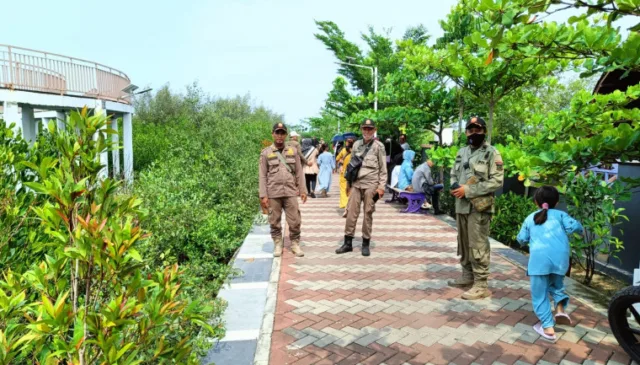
[
  {"x1": 449, "y1": 117, "x2": 504, "y2": 300},
  {"x1": 336, "y1": 119, "x2": 387, "y2": 257},
  {"x1": 286, "y1": 131, "x2": 308, "y2": 166},
  {"x1": 259, "y1": 123, "x2": 308, "y2": 257}
]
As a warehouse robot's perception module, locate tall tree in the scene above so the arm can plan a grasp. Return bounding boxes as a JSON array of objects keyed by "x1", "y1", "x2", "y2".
[{"x1": 403, "y1": 2, "x2": 564, "y2": 143}]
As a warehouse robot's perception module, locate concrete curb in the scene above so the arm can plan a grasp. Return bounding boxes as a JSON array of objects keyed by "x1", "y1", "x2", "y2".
[
  {"x1": 436, "y1": 214, "x2": 611, "y2": 318},
  {"x1": 202, "y1": 214, "x2": 276, "y2": 365}
]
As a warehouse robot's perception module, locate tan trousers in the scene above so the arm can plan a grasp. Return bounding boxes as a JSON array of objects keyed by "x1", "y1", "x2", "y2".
[
  {"x1": 344, "y1": 187, "x2": 377, "y2": 239},
  {"x1": 456, "y1": 212, "x2": 492, "y2": 285},
  {"x1": 269, "y1": 197, "x2": 301, "y2": 241}
]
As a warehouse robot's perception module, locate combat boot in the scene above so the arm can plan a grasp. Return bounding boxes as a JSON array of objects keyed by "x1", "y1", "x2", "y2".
[
  {"x1": 447, "y1": 272, "x2": 474, "y2": 288},
  {"x1": 273, "y1": 238, "x2": 283, "y2": 257},
  {"x1": 461, "y1": 282, "x2": 491, "y2": 300},
  {"x1": 336, "y1": 235, "x2": 353, "y2": 254},
  {"x1": 291, "y1": 240, "x2": 304, "y2": 257},
  {"x1": 361, "y1": 238, "x2": 371, "y2": 257}
]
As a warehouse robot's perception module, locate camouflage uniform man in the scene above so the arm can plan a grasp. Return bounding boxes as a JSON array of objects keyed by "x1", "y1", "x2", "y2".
[
  {"x1": 259, "y1": 123, "x2": 308, "y2": 257},
  {"x1": 336, "y1": 119, "x2": 387, "y2": 257},
  {"x1": 449, "y1": 117, "x2": 504, "y2": 300}
]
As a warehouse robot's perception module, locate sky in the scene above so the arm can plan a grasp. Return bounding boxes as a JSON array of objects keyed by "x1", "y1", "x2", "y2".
[
  {"x1": 3, "y1": 0, "x2": 458, "y2": 125},
  {"x1": 4, "y1": 1, "x2": 636, "y2": 127}
]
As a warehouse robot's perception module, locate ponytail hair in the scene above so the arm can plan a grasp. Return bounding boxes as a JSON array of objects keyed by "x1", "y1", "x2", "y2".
[{"x1": 533, "y1": 186, "x2": 560, "y2": 225}]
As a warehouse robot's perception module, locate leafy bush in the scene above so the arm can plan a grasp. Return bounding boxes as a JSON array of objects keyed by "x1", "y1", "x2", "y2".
[
  {"x1": 0, "y1": 123, "x2": 50, "y2": 273},
  {"x1": 564, "y1": 172, "x2": 630, "y2": 285},
  {"x1": 490, "y1": 192, "x2": 537, "y2": 247},
  {"x1": 0, "y1": 111, "x2": 214, "y2": 364},
  {"x1": 133, "y1": 86, "x2": 278, "y2": 300}
]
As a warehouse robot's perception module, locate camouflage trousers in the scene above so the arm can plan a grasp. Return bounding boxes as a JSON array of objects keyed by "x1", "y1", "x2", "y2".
[{"x1": 456, "y1": 212, "x2": 492, "y2": 285}]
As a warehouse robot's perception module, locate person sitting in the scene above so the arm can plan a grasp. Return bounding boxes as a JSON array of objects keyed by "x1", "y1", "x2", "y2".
[
  {"x1": 412, "y1": 159, "x2": 444, "y2": 214},
  {"x1": 389, "y1": 153, "x2": 404, "y2": 189},
  {"x1": 397, "y1": 150, "x2": 415, "y2": 191}
]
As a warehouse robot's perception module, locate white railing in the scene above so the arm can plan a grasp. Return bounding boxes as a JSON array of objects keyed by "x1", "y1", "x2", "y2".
[{"x1": 0, "y1": 44, "x2": 131, "y2": 104}]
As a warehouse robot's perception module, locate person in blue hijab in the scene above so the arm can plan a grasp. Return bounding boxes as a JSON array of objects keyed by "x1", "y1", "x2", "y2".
[
  {"x1": 316, "y1": 143, "x2": 336, "y2": 197},
  {"x1": 397, "y1": 149, "x2": 416, "y2": 190}
]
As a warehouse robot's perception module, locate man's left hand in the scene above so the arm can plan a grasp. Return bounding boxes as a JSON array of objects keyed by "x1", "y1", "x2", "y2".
[
  {"x1": 452, "y1": 186, "x2": 466, "y2": 199},
  {"x1": 301, "y1": 193, "x2": 307, "y2": 203},
  {"x1": 376, "y1": 189, "x2": 385, "y2": 199}
]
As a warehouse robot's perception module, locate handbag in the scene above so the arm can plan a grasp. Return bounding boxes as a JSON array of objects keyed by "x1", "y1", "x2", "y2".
[{"x1": 344, "y1": 141, "x2": 373, "y2": 184}]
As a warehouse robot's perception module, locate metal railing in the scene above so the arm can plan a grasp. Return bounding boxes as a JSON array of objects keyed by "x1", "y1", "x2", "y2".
[{"x1": 0, "y1": 44, "x2": 131, "y2": 104}]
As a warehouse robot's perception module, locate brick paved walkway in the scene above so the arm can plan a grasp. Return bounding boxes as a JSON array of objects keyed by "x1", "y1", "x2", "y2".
[{"x1": 269, "y1": 179, "x2": 629, "y2": 365}]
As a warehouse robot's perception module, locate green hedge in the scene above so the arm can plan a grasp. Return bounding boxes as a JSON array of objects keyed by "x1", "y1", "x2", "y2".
[
  {"x1": 490, "y1": 192, "x2": 537, "y2": 247},
  {"x1": 133, "y1": 86, "x2": 279, "y2": 300}
]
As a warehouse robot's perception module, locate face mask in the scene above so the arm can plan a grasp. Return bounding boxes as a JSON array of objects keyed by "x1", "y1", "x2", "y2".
[{"x1": 467, "y1": 133, "x2": 485, "y2": 147}]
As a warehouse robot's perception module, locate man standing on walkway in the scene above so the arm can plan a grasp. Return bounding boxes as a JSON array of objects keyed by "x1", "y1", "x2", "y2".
[
  {"x1": 449, "y1": 117, "x2": 504, "y2": 300},
  {"x1": 260, "y1": 123, "x2": 307, "y2": 258},
  {"x1": 336, "y1": 119, "x2": 387, "y2": 257}
]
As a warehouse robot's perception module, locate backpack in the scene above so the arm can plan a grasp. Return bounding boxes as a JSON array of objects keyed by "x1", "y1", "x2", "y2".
[{"x1": 344, "y1": 141, "x2": 373, "y2": 184}]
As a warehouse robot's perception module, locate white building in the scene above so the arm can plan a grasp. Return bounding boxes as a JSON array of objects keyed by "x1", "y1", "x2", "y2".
[{"x1": 0, "y1": 44, "x2": 135, "y2": 183}]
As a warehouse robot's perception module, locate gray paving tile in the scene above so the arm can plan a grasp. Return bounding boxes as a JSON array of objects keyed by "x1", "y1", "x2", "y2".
[
  {"x1": 230, "y1": 258, "x2": 273, "y2": 283},
  {"x1": 217, "y1": 287, "x2": 267, "y2": 332},
  {"x1": 202, "y1": 339, "x2": 256, "y2": 365}
]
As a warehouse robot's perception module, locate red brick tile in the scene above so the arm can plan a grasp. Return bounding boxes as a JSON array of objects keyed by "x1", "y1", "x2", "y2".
[
  {"x1": 315, "y1": 353, "x2": 347, "y2": 365},
  {"x1": 389, "y1": 343, "x2": 421, "y2": 358},
  {"x1": 521, "y1": 348, "x2": 545, "y2": 364},
  {"x1": 292, "y1": 319, "x2": 317, "y2": 331},
  {"x1": 345, "y1": 343, "x2": 376, "y2": 357},
  {"x1": 496, "y1": 353, "x2": 520, "y2": 365},
  {"x1": 324, "y1": 344, "x2": 354, "y2": 359},
  {"x1": 385, "y1": 352, "x2": 414, "y2": 365},
  {"x1": 361, "y1": 352, "x2": 395, "y2": 365},
  {"x1": 474, "y1": 351, "x2": 501, "y2": 365},
  {"x1": 292, "y1": 354, "x2": 323, "y2": 365},
  {"x1": 337, "y1": 352, "x2": 367, "y2": 365},
  {"x1": 610, "y1": 351, "x2": 632, "y2": 365},
  {"x1": 586, "y1": 348, "x2": 613, "y2": 364},
  {"x1": 271, "y1": 330, "x2": 296, "y2": 350},
  {"x1": 452, "y1": 352, "x2": 478, "y2": 365},
  {"x1": 304, "y1": 345, "x2": 332, "y2": 359},
  {"x1": 541, "y1": 348, "x2": 568, "y2": 363},
  {"x1": 424, "y1": 343, "x2": 464, "y2": 365}
]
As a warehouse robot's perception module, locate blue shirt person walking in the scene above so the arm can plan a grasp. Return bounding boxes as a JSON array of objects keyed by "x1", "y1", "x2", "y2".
[
  {"x1": 316, "y1": 143, "x2": 335, "y2": 198},
  {"x1": 517, "y1": 186, "x2": 583, "y2": 341}
]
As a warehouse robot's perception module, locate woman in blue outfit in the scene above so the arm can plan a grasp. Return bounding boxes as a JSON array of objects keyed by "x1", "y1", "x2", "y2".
[
  {"x1": 397, "y1": 149, "x2": 416, "y2": 190},
  {"x1": 316, "y1": 143, "x2": 336, "y2": 198},
  {"x1": 517, "y1": 186, "x2": 584, "y2": 341}
]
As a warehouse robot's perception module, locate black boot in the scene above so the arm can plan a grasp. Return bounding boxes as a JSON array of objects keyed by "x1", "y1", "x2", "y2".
[
  {"x1": 336, "y1": 235, "x2": 353, "y2": 254},
  {"x1": 362, "y1": 238, "x2": 371, "y2": 256}
]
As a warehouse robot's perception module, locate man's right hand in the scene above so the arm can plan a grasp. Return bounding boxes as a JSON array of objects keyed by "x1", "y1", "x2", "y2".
[{"x1": 261, "y1": 197, "x2": 269, "y2": 210}]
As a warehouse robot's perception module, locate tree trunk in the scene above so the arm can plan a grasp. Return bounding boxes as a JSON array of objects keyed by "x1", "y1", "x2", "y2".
[
  {"x1": 458, "y1": 92, "x2": 464, "y2": 135},
  {"x1": 487, "y1": 100, "x2": 495, "y2": 144}
]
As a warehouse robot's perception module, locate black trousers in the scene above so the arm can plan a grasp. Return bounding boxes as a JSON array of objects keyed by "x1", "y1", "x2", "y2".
[{"x1": 305, "y1": 174, "x2": 317, "y2": 193}]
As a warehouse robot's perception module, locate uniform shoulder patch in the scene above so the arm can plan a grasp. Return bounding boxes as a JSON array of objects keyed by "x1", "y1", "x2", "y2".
[{"x1": 287, "y1": 148, "x2": 294, "y2": 156}]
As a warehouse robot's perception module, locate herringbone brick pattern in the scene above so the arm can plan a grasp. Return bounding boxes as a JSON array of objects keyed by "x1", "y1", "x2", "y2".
[{"x1": 270, "y1": 180, "x2": 628, "y2": 365}]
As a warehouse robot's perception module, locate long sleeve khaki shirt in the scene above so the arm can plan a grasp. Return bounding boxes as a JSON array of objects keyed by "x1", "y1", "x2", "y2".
[
  {"x1": 259, "y1": 144, "x2": 307, "y2": 199},
  {"x1": 352, "y1": 139, "x2": 388, "y2": 191}
]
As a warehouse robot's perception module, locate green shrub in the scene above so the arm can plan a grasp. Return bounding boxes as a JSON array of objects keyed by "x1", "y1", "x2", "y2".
[
  {"x1": 133, "y1": 86, "x2": 278, "y2": 300},
  {"x1": 564, "y1": 172, "x2": 630, "y2": 285},
  {"x1": 0, "y1": 110, "x2": 214, "y2": 364},
  {"x1": 0, "y1": 122, "x2": 51, "y2": 273},
  {"x1": 490, "y1": 192, "x2": 537, "y2": 247}
]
